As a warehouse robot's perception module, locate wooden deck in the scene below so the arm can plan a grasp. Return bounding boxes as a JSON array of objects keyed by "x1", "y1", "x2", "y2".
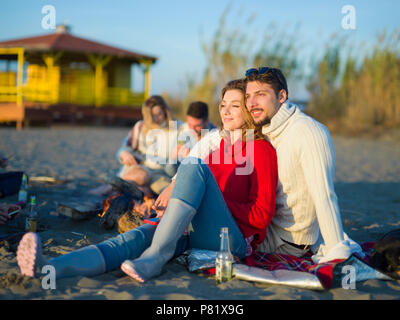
[
  {"x1": 0, "y1": 103, "x2": 24, "y2": 129},
  {"x1": 0, "y1": 102, "x2": 142, "y2": 128}
]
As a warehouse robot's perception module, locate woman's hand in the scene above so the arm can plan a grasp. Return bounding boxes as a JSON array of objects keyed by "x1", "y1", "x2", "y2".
[
  {"x1": 152, "y1": 180, "x2": 175, "y2": 218},
  {"x1": 133, "y1": 201, "x2": 151, "y2": 218},
  {"x1": 177, "y1": 146, "x2": 190, "y2": 159},
  {"x1": 171, "y1": 145, "x2": 190, "y2": 160},
  {"x1": 120, "y1": 151, "x2": 137, "y2": 166},
  {"x1": 0, "y1": 204, "x2": 21, "y2": 225}
]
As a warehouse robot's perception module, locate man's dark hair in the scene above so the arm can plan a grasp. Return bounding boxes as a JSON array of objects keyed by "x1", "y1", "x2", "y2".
[
  {"x1": 245, "y1": 67, "x2": 289, "y2": 98},
  {"x1": 187, "y1": 101, "x2": 209, "y2": 121}
]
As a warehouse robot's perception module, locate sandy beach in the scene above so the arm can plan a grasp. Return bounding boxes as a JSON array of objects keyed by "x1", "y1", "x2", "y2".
[{"x1": 0, "y1": 126, "x2": 399, "y2": 300}]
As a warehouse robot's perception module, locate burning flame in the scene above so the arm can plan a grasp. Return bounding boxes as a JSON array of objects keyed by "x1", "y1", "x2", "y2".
[
  {"x1": 98, "y1": 191, "x2": 121, "y2": 218},
  {"x1": 98, "y1": 193, "x2": 155, "y2": 219},
  {"x1": 142, "y1": 196, "x2": 155, "y2": 216}
]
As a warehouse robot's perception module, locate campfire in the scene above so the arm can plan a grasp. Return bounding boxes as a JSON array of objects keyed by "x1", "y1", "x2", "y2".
[
  {"x1": 99, "y1": 192, "x2": 155, "y2": 220},
  {"x1": 98, "y1": 191, "x2": 121, "y2": 219}
]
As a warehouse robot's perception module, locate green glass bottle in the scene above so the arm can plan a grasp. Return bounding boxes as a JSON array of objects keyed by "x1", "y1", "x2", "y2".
[
  {"x1": 215, "y1": 227, "x2": 233, "y2": 284},
  {"x1": 25, "y1": 195, "x2": 38, "y2": 232},
  {"x1": 18, "y1": 173, "x2": 28, "y2": 204}
]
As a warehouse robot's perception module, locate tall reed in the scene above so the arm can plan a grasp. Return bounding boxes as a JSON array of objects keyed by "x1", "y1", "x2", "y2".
[
  {"x1": 307, "y1": 30, "x2": 400, "y2": 134},
  {"x1": 181, "y1": 4, "x2": 302, "y2": 124}
]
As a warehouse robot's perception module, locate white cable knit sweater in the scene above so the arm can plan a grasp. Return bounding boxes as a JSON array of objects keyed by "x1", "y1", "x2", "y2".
[{"x1": 257, "y1": 100, "x2": 362, "y2": 263}]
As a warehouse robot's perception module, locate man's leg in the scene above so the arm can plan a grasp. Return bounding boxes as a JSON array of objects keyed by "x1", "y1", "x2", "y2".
[{"x1": 258, "y1": 223, "x2": 309, "y2": 257}]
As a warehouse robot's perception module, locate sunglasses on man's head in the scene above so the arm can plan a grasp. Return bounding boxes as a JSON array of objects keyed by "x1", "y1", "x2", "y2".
[{"x1": 245, "y1": 67, "x2": 273, "y2": 77}]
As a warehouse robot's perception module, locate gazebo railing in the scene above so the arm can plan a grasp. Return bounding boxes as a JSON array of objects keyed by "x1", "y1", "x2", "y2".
[
  {"x1": 0, "y1": 83, "x2": 145, "y2": 106},
  {"x1": 0, "y1": 86, "x2": 17, "y2": 102}
]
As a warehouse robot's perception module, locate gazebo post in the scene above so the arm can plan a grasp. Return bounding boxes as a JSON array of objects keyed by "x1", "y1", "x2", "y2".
[
  {"x1": 141, "y1": 60, "x2": 152, "y2": 100},
  {"x1": 88, "y1": 54, "x2": 112, "y2": 107},
  {"x1": 16, "y1": 48, "x2": 24, "y2": 130},
  {"x1": 42, "y1": 52, "x2": 62, "y2": 103}
]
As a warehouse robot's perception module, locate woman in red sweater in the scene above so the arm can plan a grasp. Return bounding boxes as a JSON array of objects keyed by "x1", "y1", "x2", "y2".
[
  {"x1": 121, "y1": 79, "x2": 278, "y2": 282},
  {"x1": 17, "y1": 79, "x2": 277, "y2": 282}
]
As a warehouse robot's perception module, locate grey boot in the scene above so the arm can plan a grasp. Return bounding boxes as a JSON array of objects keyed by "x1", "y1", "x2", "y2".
[
  {"x1": 121, "y1": 198, "x2": 196, "y2": 281},
  {"x1": 49, "y1": 245, "x2": 106, "y2": 279},
  {"x1": 17, "y1": 232, "x2": 106, "y2": 279}
]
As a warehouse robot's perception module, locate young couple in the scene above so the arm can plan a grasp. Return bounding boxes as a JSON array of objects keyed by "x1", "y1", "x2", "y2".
[{"x1": 16, "y1": 67, "x2": 362, "y2": 282}]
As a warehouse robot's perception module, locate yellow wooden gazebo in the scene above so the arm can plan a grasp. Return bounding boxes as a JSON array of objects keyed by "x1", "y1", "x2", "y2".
[{"x1": 0, "y1": 25, "x2": 157, "y2": 128}]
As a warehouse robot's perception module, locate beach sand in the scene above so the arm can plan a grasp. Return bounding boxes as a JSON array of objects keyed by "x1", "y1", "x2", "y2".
[{"x1": 0, "y1": 126, "x2": 399, "y2": 300}]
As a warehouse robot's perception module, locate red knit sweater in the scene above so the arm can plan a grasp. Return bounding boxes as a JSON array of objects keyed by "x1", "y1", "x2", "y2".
[{"x1": 206, "y1": 137, "x2": 278, "y2": 252}]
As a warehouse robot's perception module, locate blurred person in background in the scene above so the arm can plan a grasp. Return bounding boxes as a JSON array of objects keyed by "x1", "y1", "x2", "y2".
[
  {"x1": 90, "y1": 95, "x2": 182, "y2": 197},
  {"x1": 172, "y1": 101, "x2": 216, "y2": 161}
]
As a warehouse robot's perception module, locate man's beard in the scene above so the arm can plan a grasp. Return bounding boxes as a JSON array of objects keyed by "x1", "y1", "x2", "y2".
[{"x1": 254, "y1": 115, "x2": 271, "y2": 127}]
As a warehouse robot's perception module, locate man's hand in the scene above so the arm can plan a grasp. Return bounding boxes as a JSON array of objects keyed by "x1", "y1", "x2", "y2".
[
  {"x1": 120, "y1": 151, "x2": 138, "y2": 166},
  {"x1": 0, "y1": 204, "x2": 21, "y2": 225},
  {"x1": 152, "y1": 180, "x2": 175, "y2": 218}
]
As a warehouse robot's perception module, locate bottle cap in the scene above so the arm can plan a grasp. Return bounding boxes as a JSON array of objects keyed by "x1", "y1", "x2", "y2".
[{"x1": 30, "y1": 195, "x2": 36, "y2": 205}]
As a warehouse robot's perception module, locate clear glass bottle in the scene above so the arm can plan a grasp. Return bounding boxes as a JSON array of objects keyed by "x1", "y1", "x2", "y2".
[
  {"x1": 215, "y1": 227, "x2": 233, "y2": 284},
  {"x1": 18, "y1": 173, "x2": 28, "y2": 204},
  {"x1": 25, "y1": 195, "x2": 38, "y2": 232}
]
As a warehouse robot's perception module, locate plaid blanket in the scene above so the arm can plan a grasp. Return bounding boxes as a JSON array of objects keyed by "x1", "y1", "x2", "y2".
[
  {"x1": 199, "y1": 242, "x2": 377, "y2": 289},
  {"x1": 242, "y1": 242, "x2": 376, "y2": 289}
]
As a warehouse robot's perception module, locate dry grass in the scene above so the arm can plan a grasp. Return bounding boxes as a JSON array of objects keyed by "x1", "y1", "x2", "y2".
[{"x1": 307, "y1": 30, "x2": 400, "y2": 134}]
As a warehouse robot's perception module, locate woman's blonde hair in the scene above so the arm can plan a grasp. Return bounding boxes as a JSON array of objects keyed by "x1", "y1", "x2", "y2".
[
  {"x1": 219, "y1": 79, "x2": 263, "y2": 141},
  {"x1": 141, "y1": 95, "x2": 174, "y2": 134}
]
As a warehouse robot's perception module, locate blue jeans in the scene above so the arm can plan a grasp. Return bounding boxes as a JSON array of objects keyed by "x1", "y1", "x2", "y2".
[
  {"x1": 172, "y1": 157, "x2": 247, "y2": 258},
  {"x1": 97, "y1": 157, "x2": 247, "y2": 271}
]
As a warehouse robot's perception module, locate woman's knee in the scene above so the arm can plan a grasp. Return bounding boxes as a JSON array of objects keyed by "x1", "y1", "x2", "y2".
[
  {"x1": 136, "y1": 170, "x2": 151, "y2": 186},
  {"x1": 179, "y1": 157, "x2": 210, "y2": 176},
  {"x1": 121, "y1": 168, "x2": 151, "y2": 186}
]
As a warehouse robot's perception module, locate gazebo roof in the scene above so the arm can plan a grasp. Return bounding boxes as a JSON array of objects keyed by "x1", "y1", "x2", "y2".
[{"x1": 0, "y1": 26, "x2": 157, "y2": 63}]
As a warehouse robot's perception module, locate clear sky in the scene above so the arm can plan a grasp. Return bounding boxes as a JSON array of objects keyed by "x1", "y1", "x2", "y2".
[{"x1": 1, "y1": 0, "x2": 399, "y2": 100}]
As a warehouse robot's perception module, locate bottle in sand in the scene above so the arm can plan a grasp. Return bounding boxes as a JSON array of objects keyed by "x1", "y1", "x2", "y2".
[
  {"x1": 215, "y1": 227, "x2": 233, "y2": 284},
  {"x1": 18, "y1": 173, "x2": 28, "y2": 204},
  {"x1": 25, "y1": 195, "x2": 38, "y2": 232}
]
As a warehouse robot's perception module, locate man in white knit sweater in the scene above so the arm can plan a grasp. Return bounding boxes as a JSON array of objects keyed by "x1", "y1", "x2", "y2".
[{"x1": 245, "y1": 67, "x2": 362, "y2": 263}]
